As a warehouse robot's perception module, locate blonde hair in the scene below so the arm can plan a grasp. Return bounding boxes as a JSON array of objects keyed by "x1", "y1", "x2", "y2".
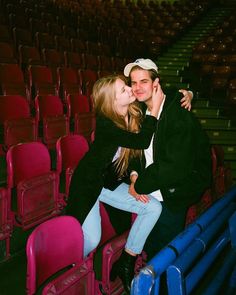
[{"x1": 92, "y1": 75, "x2": 143, "y2": 176}]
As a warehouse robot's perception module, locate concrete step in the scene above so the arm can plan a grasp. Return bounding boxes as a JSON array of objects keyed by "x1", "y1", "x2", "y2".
[
  {"x1": 223, "y1": 146, "x2": 236, "y2": 161},
  {"x1": 162, "y1": 82, "x2": 190, "y2": 89},
  {"x1": 162, "y1": 76, "x2": 183, "y2": 83},
  {"x1": 207, "y1": 130, "x2": 236, "y2": 145},
  {"x1": 159, "y1": 65, "x2": 186, "y2": 71},
  {"x1": 192, "y1": 108, "x2": 220, "y2": 118},
  {"x1": 192, "y1": 100, "x2": 211, "y2": 108},
  {"x1": 158, "y1": 69, "x2": 181, "y2": 76},
  {"x1": 158, "y1": 59, "x2": 189, "y2": 67},
  {"x1": 199, "y1": 118, "x2": 232, "y2": 129}
]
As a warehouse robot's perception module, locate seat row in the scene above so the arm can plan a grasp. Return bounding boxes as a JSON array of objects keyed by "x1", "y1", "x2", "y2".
[
  {"x1": 0, "y1": 94, "x2": 96, "y2": 154},
  {"x1": 0, "y1": 63, "x2": 122, "y2": 104}
]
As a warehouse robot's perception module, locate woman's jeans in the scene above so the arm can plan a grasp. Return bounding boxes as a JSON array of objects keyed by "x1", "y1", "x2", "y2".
[{"x1": 82, "y1": 183, "x2": 162, "y2": 257}]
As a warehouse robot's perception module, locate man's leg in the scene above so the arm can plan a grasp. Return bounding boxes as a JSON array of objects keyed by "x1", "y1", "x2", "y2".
[{"x1": 144, "y1": 203, "x2": 188, "y2": 260}]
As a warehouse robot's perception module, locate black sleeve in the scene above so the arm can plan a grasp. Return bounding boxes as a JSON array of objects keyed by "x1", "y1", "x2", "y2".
[{"x1": 96, "y1": 115, "x2": 157, "y2": 149}]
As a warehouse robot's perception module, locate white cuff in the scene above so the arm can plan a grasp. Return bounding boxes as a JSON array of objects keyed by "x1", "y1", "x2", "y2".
[{"x1": 130, "y1": 171, "x2": 138, "y2": 177}]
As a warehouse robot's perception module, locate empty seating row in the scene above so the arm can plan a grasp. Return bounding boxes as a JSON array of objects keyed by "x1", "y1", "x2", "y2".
[
  {"x1": 0, "y1": 63, "x2": 124, "y2": 102},
  {"x1": 0, "y1": 94, "x2": 95, "y2": 153},
  {"x1": 0, "y1": 134, "x2": 89, "y2": 231}
]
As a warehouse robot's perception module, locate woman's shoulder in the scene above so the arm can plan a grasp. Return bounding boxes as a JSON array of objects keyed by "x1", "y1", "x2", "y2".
[{"x1": 96, "y1": 114, "x2": 117, "y2": 131}]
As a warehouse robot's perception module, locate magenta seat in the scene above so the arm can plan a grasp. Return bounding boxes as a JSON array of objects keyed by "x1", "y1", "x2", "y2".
[
  {"x1": 26, "y1": 215, "x2": 95, "y2": 295},
  {"x1": 0, "y1": 187, "x2": 12, "y2": 259},
  {"x1": 6, "y1": 142, "x2": 63, "y2": 229},
  {"x1": 0, "y1": 95, "x2": 37, "y2": 151},
  {"x1": 35, "y1": 94, "x2": 70, "y2": 150},
  {"x1": 56, "y1": 134, "x2": 89, "y2": 197}
]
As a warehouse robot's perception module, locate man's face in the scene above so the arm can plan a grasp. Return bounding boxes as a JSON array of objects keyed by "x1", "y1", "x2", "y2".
[{"x1": 130, "y1": 68, "x2": 154, "y2": 103}]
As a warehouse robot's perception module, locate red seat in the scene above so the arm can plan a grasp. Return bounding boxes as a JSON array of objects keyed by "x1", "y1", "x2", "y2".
[
  {"x1": 28, "y1": 65, "x2": 58, "y2": 99},
  {"x1": 54, "y1": 35, "x2": 72, "y2": 52},
  {"x1": 18, "y1": 45, "x2": 42, "y2": 71},
  {"x1": 12, "y1": 27, "x2": 34, "y2": 49},
  {"x1": 0, "y1": 24, "x2": 12, "y2": 43},
  {"x1": 26, "y1": 216, "x2": 95, "y2": 295},
  {"x1": 35, "y1": 94, "x2": 70, "y2": 150},
  {"x1": 0, "y1": 95, "x2": 37, "y2": 151},
  {"x1": 64, "y1": 51, "x2": 85, "y2": 69},
  {"x1": 6, "y1": 142, "x2": 63, "y2": 230},
  {"x1": 66, "y1": 94, "x2": 96, "y2": 142},
  {"x1": 35, "y1": 32, "x2": 55, "y2": 51},
  {"x1": 56, "y1": 134, "x2": 89, "y2": 197},
  {"x1": 79, "y1": 68, "x2": 98, "y2": 97},
  {"x1": 0, "y1": 63, "x2": 30, "y2": 101},
  {"x1": 0, "y1": 41, "x2": 17, "y2": 64},
  {"x1": 70, "y1": 38, "x2": 87, "y2": 53},
  {"x1": 57, "y1": 67, "x2": 82, "y2": 100},
  {"x1": 83, "y1": 53, "x2": 99, "y2": 70},
  {"x1": 0, "y1": 187, "x2": 12, "y2": 260}
]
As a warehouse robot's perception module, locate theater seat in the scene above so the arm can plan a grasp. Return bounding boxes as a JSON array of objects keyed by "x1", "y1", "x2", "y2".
[
  {"x1": 26, "y1": 215, "x2": 95, "y2": 295},
  {"x1": 6, "y1": 141, "x2": 63, "y2": 230}
]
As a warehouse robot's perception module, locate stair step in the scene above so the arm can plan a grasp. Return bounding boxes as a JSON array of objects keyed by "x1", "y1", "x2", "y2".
[
  {"x1": 162, "y1": 82, "x2": 190, "y2": 89},
  {"x1": 171, "y1": 44, "x2": 193, "y2": 50},
  {"x1": 159, "y1": 69, "x2": 181, "y2": 76},
  {"x1": 162, "y1": 76, "x2": 183, "y2": 83},
  {"x1": 206, "y1": 130, "x2": 236, "y2": 145},
  {"x1": 163, "y1": 53, "x2": 191, "y2": 59},
  {"x1": 158, "y1": 59, "x2": 189, "y2": 67},
  {"x1": 192, "y1": 108, "x2": 220, "y2": 118},
  {"x1": 159, "y1": 55, "x2": 189, "y2": 61},
  {"x1": 223, "y1": 146, "x2": 236, "y2": 161},
  {"x1": 192, "y1": 100, "x2": 210, "y2": 108},
  {"x1": 199, "y1": 118, "x2": 232, "y2": 129},
  {"x1": 158, "y1": 64, "x2": 186, "y2": 71}
]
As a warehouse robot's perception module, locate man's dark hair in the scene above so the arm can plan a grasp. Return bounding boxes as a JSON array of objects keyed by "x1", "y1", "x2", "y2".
[{"x1": 127, "y1": 66, "x2": 160, "y2": 85}]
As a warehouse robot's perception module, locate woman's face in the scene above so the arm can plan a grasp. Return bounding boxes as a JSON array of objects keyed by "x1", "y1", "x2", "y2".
[{"x1": 114, "y1": 78, "x2": 136, "y2": 115}]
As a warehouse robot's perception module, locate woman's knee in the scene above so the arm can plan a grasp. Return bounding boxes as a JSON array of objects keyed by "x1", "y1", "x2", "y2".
[
  {"x1": 83, "y1": 231, "x2": 100, "y2": 255},
  {"x1": 148, "y1": 198, "x2": 162, "y2": 215}
]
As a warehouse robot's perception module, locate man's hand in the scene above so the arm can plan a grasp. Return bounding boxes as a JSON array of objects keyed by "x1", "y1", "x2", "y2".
[
  {"x1": 179, "y1": 89, "x2": 193, "y2": 111},
  {"x1": 129, "y1": 183, "x2": 149, "y2": 203}
]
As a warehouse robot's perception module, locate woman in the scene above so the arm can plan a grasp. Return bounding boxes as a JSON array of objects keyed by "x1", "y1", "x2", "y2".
[{"x1": 66, "y1": 74, "x2": 163, "y2": 256}]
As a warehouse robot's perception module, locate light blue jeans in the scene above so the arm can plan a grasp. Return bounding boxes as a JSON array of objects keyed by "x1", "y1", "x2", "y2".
[{"x1": 82, "y1": 183, "x2": 162, "y2": 257}]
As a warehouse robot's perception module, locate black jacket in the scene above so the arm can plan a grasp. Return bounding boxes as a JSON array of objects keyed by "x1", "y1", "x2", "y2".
[
  {"x1": 133, "y1": 90, "x2": 212, "y2": 211},
  {"x1": 66, "y1": 113, "x2": 157, "y2": 223}
]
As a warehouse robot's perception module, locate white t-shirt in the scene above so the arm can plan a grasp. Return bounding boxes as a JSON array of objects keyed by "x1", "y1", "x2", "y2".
[{"x1": 144, "y1": 98, "x2": 165, "y2": 201}]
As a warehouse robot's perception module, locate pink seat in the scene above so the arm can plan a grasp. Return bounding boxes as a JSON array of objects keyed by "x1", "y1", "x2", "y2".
[
  {"x1": 26, "y1": 215, "x2": 95, "y2": 295},
  {"x1": 66, "y1": 93, "x2": 96, "y2": 143},
  {"x1": 57, "y1": 67, "x2": 82, "y2": 100},
  {"x1": 6, "y1": 142, "x2": 63, "y2": 230},
  {"x1": 56, "y1": 134, "x2": 89, "y2": 197},
  {"x1": 0, "y1": 63, "x2": 30, "y2": 101},
  {"x1": 35, "y1": 94, "x2": 70, "y2": 150},
  {"x1": 0, "y1": 95, "x2": 38, "y2": 151},
  {"x1": 28, "y1": 65, "x2": 58, "y2": 99},
  {"x1": 95, "y1": 208, "x2": 143, "y2": 295},
  {"x1": 0, "y1": 187, "x2": 12, "y2": 260},
  {"x1": 79, "y1": 69, "x2": 98, "y2": 97}
]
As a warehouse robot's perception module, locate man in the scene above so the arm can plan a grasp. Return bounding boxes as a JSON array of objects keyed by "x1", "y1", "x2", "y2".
[{"x1": 124, "y1": 58, "x2": 212, "y2": 259}]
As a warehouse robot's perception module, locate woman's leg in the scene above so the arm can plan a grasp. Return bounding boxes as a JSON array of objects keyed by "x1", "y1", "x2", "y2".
[
  {"x1": 82, "y1": 199, "x2": 101, "y2": 257},
  {"x1": 99, "y1": 183, "x2": 162, "y2": 254}
]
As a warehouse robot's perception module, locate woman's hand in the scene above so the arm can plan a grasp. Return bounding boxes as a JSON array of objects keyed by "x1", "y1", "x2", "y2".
[
  {"x1": 129, "y1": 182, "x2": 149, "y2": 203},
  {"x1": 150, "y1": 79, "x2": 165, "y2": 117},
  {"x1": 179, "y1": 89, "x2": 193, "y2": 111}
]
